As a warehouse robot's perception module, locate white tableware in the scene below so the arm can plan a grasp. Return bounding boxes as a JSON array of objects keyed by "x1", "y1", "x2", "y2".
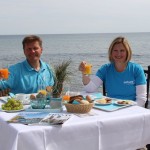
[
  {"x1": 15, "y1": 94, "x2": 30, "y2": 105},
  {"x1": 94, "y1": 100, "x2": 112, "y2": 105},
  {"x1": 94, "y1": 98, "x2": 112, "y2": 105},
  {"x1": 0, "y1": 108, "x2": 25, "y2": 113},
  {"x1": 50, "y1": 97, "x2": 62, "y2": 109},
  {"x1": 114, "y1": 100, "x2": 135, "y2": 106}
]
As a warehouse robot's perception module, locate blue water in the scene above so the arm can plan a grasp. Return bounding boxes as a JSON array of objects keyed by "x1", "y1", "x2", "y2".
[{"x1": 0, "y1": 33, "x2": 150, "y2": 91}]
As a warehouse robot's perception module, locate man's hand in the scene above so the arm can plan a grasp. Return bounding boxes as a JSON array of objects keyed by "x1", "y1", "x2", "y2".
[{"x1": 0, "y1": 88, "x2": 10, "y2": 97}]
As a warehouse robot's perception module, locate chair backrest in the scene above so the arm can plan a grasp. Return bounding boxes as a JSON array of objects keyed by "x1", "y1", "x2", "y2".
[
  {"x1": 144, "y1": 65, "x2": 150, "y2": 108},
  {"x1": 102, "y1": 65, "x2": 150, "y2": 108},
  {"x1": 103, "y1": 82, "x2": 106, "y2": 96}
]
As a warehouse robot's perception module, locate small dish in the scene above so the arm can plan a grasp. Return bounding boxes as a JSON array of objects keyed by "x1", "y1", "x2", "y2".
[
  {"x1": 30, "y1": 98, "x2": 47, "y2": 109},
  {"x1": 114, "y1": 100, "x2": 134, "y2": 106},
  {"x1": 0, "y1": 96, "x2": 10, "y2": 103},
  {"x1": 94, "y1": 98, "x2": 112, "y2": 105},
  {"x1": 1, "y1": 108, "x2": 25, "y2": 113}
]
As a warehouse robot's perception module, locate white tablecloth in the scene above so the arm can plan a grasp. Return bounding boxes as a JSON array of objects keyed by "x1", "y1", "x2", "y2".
[{"x1": 0, "y1": 103, "x2": 150, "y2": 150}]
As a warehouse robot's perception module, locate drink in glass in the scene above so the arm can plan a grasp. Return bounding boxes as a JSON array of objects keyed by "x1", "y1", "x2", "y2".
[
  {"x1": 0, "y1": 68, "x2": 9, "y2": 79},
  {"x1": 84, "y1": 64, "x2": 92, "y2": 75},
  {"x1": 62, "y1": 95, "x2": 70, "y2": 101}
]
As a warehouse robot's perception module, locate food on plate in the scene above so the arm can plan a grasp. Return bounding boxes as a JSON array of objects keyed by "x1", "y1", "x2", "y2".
[
  {"x1": 117, "y1": 100, "x2": 132, "y2": 105},
  {"x1": 96, "y1": 98, "x2": 112, "y2": 104},
  {"x1": 1, "y1": 98, "x2": 23, "y2": 110},
  {"x1": 86, "y1": 95, "x2": 92, "y2": 103}
]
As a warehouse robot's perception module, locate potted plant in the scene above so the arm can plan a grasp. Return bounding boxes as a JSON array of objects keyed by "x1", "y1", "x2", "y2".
[{"x1": 52, "y1": 60, "x2": 72, "y2": 98}]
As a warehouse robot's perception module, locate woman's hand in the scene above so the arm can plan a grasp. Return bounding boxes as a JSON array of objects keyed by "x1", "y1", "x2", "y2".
[
  {"x1": 79, "y1": 61, "x2": 91, "y2": 85},
  {"x1": 79, "y1": 61, "x2": 87, "y2": 73}
]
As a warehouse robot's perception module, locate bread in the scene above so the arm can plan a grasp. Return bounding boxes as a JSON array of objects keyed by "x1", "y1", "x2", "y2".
[
  {"x1": 30, "y1": 94, "x2": 36, "y2": 100},
  {"x1": 86, "y1": 95, "x2": 92, "y2": 103},
  {"x1": 80, "y1": 100, "x2": 89, "y2": 104},
  {"x1": 69, "y1": 95, "x2": 83, "y2": 103}
]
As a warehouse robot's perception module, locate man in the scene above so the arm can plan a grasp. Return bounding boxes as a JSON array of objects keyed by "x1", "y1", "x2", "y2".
[{"x1": 0, "y1": 35, "x2": 54, "y2": 94}]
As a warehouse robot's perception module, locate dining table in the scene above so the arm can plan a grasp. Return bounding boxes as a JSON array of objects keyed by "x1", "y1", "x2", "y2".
[{"x1": 0, "y1": 95, "x2": 150, "y2": 150}]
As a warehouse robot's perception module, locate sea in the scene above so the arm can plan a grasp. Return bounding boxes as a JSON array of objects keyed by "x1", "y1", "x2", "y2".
[{"x1": 0, "y1": 32, "x2": 150, "y2": 92}]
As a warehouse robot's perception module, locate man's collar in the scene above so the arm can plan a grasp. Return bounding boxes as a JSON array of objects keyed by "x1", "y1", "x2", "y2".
[{"x1": 23, "y1": 59, "x2": 46, "y2": 72}]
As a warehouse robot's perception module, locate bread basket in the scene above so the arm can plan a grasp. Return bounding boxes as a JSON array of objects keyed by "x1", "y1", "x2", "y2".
[{"x1": 64, "y1": 103, "x2": 94, "y2": 113}]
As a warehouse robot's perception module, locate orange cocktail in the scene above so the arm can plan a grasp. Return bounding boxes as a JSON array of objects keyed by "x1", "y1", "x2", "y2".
[
  {"x1": 84, "y1": 64, "x2": 92, "y2": 75},
  {"x1": 62, "y1": 95, "x2": 70, "y2": 101},
  {"x1": 0, "y1": 68, "x2": 9, "y2": 79}
]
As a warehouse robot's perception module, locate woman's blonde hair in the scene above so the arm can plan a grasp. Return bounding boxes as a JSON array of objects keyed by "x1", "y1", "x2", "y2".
[{"x1": 108, "y1": 36, "x2": 132, "y2": 63}]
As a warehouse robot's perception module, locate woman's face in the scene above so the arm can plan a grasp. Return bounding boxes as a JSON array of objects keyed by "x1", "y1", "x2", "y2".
[{"x1": 111, "y1": 43, "x2": 127, "y2": 64}]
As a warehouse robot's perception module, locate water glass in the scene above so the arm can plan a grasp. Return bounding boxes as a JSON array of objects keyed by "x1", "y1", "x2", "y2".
[{"x1": 50, "y1": 97, "x2": 62, "y2": 109}]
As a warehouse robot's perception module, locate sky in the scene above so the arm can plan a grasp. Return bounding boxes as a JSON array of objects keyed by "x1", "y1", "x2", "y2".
[{"x1": 0, "y1": 0, "x2": 150, "y2": 35}]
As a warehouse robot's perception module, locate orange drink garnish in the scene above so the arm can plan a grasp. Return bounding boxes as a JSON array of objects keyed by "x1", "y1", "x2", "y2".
[{"x1": 0, "y1": 68, "x2": 9, "y2": 79}]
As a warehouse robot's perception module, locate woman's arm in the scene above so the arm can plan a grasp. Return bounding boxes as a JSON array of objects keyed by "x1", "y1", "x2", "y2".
[
  {"x1": 83, "y1": 75, "x2": 103, "y2": 92},
  {"x1": 136, "y1": 84, "x2": 147, "y2": 107},
  {"x1": 79, "y1": 61, "x2": 103, "y2": 92}
]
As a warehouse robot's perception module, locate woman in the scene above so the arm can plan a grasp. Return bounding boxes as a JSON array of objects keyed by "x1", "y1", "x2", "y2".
[{"x1": 79, "y1": 37, "x2": 146, "y2": 107}]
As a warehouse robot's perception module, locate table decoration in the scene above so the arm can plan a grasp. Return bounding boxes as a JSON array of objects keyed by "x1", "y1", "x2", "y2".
[{"x1": 49, "y1": 60, "x2": 72, "y2": 110}]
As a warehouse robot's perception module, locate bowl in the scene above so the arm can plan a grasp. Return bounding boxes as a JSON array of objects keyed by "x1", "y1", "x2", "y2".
[
  {"x1": 30, "y1": 98, "x2": 47, "y2": 109},
  {"x1": 64, "y1": 103, "x2": 94, "y2": 113}
]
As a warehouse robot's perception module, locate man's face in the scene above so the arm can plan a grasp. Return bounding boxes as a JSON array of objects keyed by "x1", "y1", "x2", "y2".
[{"x1": 24, "y1": 41, "x2": 43, "y2": 63}]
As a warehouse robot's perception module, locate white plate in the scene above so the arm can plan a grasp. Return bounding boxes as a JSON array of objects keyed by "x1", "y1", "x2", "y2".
[
  {"x1": 114, "y1": 100, "x2": 135, "y2": 106},
  {"x1": 0, "y1": 96, "x2": 30, "y2": 105},
  {"x1": 0, "y1": 96, "x2": 10, "y2": 103},
  {"x1": 94, "y1": 99, "x2": 112, "y2": 105},
  {"x1": 1, "y1": 108, "x2": 25, "y2": 113}
]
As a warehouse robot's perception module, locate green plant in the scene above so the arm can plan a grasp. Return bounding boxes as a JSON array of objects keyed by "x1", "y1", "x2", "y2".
[{"x1": 52, "y1": 60, "x2": 72, "y2": 98}]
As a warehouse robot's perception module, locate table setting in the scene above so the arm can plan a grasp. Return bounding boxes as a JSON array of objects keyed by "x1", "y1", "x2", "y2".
[{"x1": 1, "y1": 91, "x2": 150, "y2": 150}]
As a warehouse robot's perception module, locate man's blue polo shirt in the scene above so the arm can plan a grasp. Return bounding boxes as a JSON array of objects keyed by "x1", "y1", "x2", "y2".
[{"x1": 0, "y1": 60, "x2": 54, "y2": 94}]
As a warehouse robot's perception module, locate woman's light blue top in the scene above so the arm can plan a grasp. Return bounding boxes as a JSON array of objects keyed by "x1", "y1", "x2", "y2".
[
  {"x1": 0, "y1": 60, "x2": 54, "y2": 94},
  {"x1": 96, "y1": 62, "x2": 146, "y2": 100}
]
